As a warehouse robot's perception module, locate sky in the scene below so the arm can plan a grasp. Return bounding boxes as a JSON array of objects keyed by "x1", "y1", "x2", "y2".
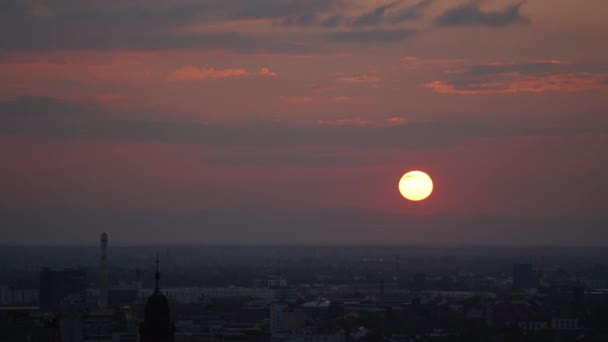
[{"x1": 1, "y1": 0, "x2": 607, "y2": 244}]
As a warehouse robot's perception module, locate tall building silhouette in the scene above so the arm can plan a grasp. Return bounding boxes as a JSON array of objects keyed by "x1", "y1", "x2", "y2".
[
  {"x1": 99, "y1": 232, "x2": 108, "y2": 310},
  {"x1": 139, "y1": 255, "x2": 175, "y2": 342}
]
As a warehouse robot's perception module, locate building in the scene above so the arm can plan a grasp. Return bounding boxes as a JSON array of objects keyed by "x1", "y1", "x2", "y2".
[
  {"x1": 140, "y1": 286, "x2": 278, "y2": 304},
  {"x1": 100, "y1": 232, "x2": 109, "y2": 310},
  {"x1": 139, "y1": 256, "x2": 175, "y2": 342},
  {"x1": 0, "y1": 306, "x2": 58, "y2": 341},
  {"x1": 277, "y1": 332, "x2": 345, "y2": 342},
  {"x1": 271, "y1": 299, "x2": 344, "y2": 342},
  {"x1": 108, "y1": 288, "x2": 139, "y2": 307},
  {"x1": 0, "y1": 285, "x2": 13, "y2": 305},
  {"x1": 513, "y1": 264, "x2": 537, "y2": 290},
  {"x1": 40, "y1": 268, "x2": 87, "y2": 310},
  {"x1": 14, "y1": 288, "x2": 39, "y2": 305},
  {"x1": 271, "y1": 302, "x2": 289, "y2": 337}
]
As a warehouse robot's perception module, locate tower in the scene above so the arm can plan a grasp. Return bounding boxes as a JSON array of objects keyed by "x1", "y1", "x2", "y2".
[
  {"x1": 99, "y1": 232, "x2": 108, "y2": 310},
  {"x1": 139, "y1": 255, "x2": 175, "y2": 342}
]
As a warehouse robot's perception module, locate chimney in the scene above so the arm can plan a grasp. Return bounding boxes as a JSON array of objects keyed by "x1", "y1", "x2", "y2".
[{"x1": 99, "y1": 232, "x2": 108, "y2": 310}]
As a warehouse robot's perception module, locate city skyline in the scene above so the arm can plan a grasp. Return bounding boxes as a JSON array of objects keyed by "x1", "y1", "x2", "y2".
[{"x1": 3, "y1": 2, "x2": 608, "y2": 341}]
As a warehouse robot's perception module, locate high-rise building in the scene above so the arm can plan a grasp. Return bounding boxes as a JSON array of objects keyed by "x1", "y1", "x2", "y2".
[
  {"x1": 513, "y1": 264, "x2": 537, "y2": 290},
  {"x1": 270, "y1": 302, "x2": 288, "y2": 337},
  {"x1": 0, "y1": 285, "x2": 13, "y2": 305},
  {"x1": 139, "y1": 255, "x2": 175, "y2": 342},
  {"x1": 99, "y1": 232, "x2": 108, "y2": 310},
  {"x1": 39, "y1": 268, "x2": 86, "y2": 310}
]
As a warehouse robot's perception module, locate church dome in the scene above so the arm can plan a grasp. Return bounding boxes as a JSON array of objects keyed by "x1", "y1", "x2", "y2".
[
  {"x1": 139, "y1": 255, "x2": 175, "y2": 342},
  {"x1": 144, "y1": 290, "x2": 171, "y2": 325}
]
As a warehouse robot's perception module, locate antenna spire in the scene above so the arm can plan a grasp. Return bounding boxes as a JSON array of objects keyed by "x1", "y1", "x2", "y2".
[
  {"x1": 154, "y1": 253, "x2": 160, "y2": 292},
  {"x1": 276, "y1": 248, "x2": 281, "y2": 276}
]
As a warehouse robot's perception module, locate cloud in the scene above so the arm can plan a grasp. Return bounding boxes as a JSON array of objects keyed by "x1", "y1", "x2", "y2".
[
  {"x1": 388, "y1": 0, "x2": 434, "y2": 23},
  {"x1": 280, "y1": 96, "x2": 316, "y2": 104},
  {"x1": 424, "y1": 60, "x2": 608, "y2": 95},
  {"x1": 258, "y1": 67, "x2": 278, "y2": 77},
  {"x1": 464, "y1": 60, "x2": 571, "y2": 75},
  {"x1": 435, "y1": 1, "x2": 529, "y2": 27},
  {"x1": 167, "y1": 66, "x2": 250, "y2": 81},
  {"x1": 0, "y1": 96, "x2": 594, "y2": 148},
  {"x1": 280, "y1": 0, "x2": 432, "y2": 28},
  {"x1": 326, "y1": 29, "x2": 417, "y2": 43},
  {"x1": 166, "y1": 66, "x2": 278, "y2": 81},
  {"x1": 333, "y1": 74, "x2": 380, "y2": 90},
  {"x1": 335, "y1": 75, "x2": 380, "y2": 84},
  {"x1": 280, "y1": 94, "x2": 354, "y2": 104},
  {"x1": 385, "y1": 117, "x2": 408, "y2": 126},
  {"x1": 425, "y1": 73, "x2": 607, "y2": 95},
  {"x1": 0, "y1": 0, "x2": 433, "y2": 51},
  {"x1": 227, "y1": 0, "x2": 344, "y2": 22},
  {"x1": 352, "y1": 1, "x2": 403, "y2": 27},
  {"x1": 352, "y1": 0, "x2": 433, "y2": 27},
  {"x1": 0, "y1": 0, "x2": 328, "y2": 53},
  {"x1": 308, "y1": 74, "x2": 380, "y2": 98},
  {"x1": 331, "y1": 96, "x2": 352, "y2": 102}
]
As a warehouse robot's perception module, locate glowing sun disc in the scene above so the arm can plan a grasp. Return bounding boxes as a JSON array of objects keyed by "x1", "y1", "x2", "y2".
[{"x1": 399, "y1": 171, "x2": 433, "y2": 201}]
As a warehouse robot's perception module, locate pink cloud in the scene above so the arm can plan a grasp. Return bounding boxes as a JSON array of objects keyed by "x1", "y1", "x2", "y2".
[
  {"x1": 167, "y1": 66, "x2": 278, "y2": 81},
  {"x1": 384, "y1": 117, "x2": 408, "y2": 126},
  {"x1": 167, "y1": 66, "x2": 250, "y2": 81},
  {"x1": 280, "y1": 95, "x2": 354, "y2": 105},
  {"x1": 331, "y1": 96, "x2": 351, "y2": 102},
  {"x1": 335, "y1": 75, "x2": 380, "y2": 85},
  {"x1": 280, "y1": 96, "x2": 315, "y2": 104},
  {"x1": 414, "y1": 58, "x2": 607, "y2": 95},
  {"x1": 425, "y1": 73, "x2": 607, "y2": 95},
  {"x1": 258, "y1": 67, "x2": 278, "y2": 77},
  {"x1": 399, "y1": 56, "x2": 467, "y2": 71},
  {"x1": 311, "y1": 84, "x2": 349, "y2": 94}
]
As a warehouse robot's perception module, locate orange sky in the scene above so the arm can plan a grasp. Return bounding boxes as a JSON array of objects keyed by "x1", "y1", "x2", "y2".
[{"x1": 0, "y1": 0, "x2": 607, "y2": 243}]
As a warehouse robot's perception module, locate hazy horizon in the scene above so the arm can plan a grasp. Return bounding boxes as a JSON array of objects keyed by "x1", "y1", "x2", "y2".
[{"x1": 1, "y1": 206, "x2": 607, "y2": 246}]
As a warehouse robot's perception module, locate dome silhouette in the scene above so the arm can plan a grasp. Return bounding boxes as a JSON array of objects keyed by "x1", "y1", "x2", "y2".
[{"x1": 139, "y1": 254, "x2": 175, "y2": 342}]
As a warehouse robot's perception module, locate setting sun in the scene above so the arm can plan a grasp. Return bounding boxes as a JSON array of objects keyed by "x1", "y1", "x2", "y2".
[{"x1": 399, "y1": 171, "x2": 434, "y2": 202}]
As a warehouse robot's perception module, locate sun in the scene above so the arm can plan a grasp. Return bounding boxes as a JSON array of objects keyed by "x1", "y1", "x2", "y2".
[{"x1": 398, "y1": 171, "x2": 433, "y2": 202}]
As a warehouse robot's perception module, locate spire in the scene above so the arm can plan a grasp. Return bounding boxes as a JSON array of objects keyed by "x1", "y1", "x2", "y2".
[
  {"x1": 276, "y1": 248, "x2": 281, "y2": 277},
  {"x1": 154, "y1": 253, "x2": 160, "y2": 292},
  {"x1": 99, "y1": 232, "x2": 108, "y2": 310}
]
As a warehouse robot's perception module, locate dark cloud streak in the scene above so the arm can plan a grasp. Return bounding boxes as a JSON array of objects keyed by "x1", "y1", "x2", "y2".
[
  {"x1": 326, "y1": 29, "x2": 417, "y2": 43},
  {"x1": 0, "y1": 0, "x2": 342, "y2": 52},
  {"x1": 0, "y1": 96, "x2": 593, "y2": 148},
  {"x1": 424, "y1": 60, "x2": 608, "y2": 94},
  {"x1": 352, "y1": 1, "x2": 403, "y2": 27},
  {"x1": 280, "y1": 0, "x2": 432, "y2": 28},
  {"x1": 435, "y1": 1, "x2": 529, "y2": 27}
]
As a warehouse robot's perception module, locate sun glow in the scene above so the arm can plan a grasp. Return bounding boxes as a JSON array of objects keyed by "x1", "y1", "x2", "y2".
[{"x1": 398, "y1": 171, "x2": 434, "y2": 202}]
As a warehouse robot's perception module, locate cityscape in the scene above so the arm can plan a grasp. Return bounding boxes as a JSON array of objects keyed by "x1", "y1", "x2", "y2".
[{"x1": 2, "y1": 234, "x2": 608, "y2": 341}]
